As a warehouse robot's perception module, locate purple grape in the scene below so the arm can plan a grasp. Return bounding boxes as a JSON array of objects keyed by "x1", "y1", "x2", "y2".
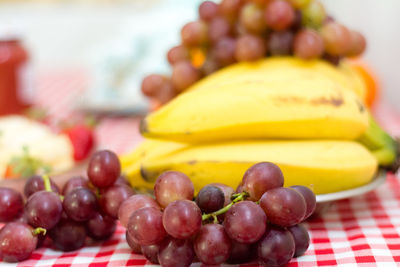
[
  {"x1": 25, "y1": 191, "x2": 62, "y2": 230},
  {"x1": 260, "y1": 187, "x2": 307, "y2": 227},
  {"x1": 288, "y1": 224, "x2": 310, "y2": 257},
  {"x1": 126, "y1": 231, "x2": 142, "y2": 254},
  {"x1": 141, "y1": 244, "x2": 160, "y2": 264},
  {"x1": 162, "y1": 200, "x2": 202, "y2": 239},
  {"x1": 127, "y1": 207, "x2": 166, "y2": 246},
  {"x1": 63, "y1": 188, "x2": 98, "y2": 222},
  {"x1": 158, "y1": 237, "x2": 195, "y2": 267},
  {"x1": 86, "y1": 213, "x2": 116, "y2": 240},
  {"x1": 224, "y1": 201, "x2": 267, "y2": 243},
  {"x1": 195, "y1": 185, "x2": 225, "y2": 213},
  {"x1": 87, "y1": 150, "x2": 121, "y2": 188},
  {"x1": 213, "y1": 37, "x2": 237, "y2": 66},
  {"x1": 209, "y1": 183, "x2": 235, "y2": 207},
  {"x1": 118, "y1": 194, "x2": 160, "y2": 228},
  {"x1": 290, "y1": 185, "x2": 316, "y2": 220},
  {"x1": 99, "y1": 184, "x2": 134, "y2": 218},
  {"x1": 62, "y1": 176, "x2": 89, "y2": 196},
  {"x1": 0, "y1": 222, "x2": 38, "y2": 262},
  {"x1": 0, "y1": 187, "x2": 24, "y2": 222},
  {"x1": 268, "y1": 31, "x2": 294, "y2": 56},
  {"x1": 24, "y1": 175, "x2": 60, "y2": 198},
  {"x1": 194, "y1": 224, "x2": 231, "y2": 265},
  {"x1": 258, "y1": 226, "x2": 295, "y2": 266},
  {"x1": 49, "y1": 219, "x2": 87, "y2": 251},
  {"x1": 228, "y1": 240, "x2": 254, "y2": 264}
]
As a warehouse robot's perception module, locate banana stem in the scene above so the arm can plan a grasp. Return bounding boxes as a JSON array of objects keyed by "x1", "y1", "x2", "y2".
[{"x1": 202, "y1": 191, "x2": 249, "y2": 222}]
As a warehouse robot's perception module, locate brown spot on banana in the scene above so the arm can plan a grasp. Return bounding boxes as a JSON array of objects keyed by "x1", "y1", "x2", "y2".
[
  {"x1": 310, "y1": 96, "x2": 344, "y2": 107},
  {"x1": 139, "y1": 119, "x2": 149, "y2": 134},
  {"x1": 140, "y1": 165, "x2": 160, "y2": 182}
]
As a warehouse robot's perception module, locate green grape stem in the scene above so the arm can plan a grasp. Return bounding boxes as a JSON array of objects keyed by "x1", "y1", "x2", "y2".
[
  {"x1": 42, "y1": 175, "x2": 52, "y2": 192},
  {"x1": 33, "y1": 227, "x2": 47, "y2": 236},
  {"x1": 202, "y1": 191, "x2": 249, "y2": 222}
]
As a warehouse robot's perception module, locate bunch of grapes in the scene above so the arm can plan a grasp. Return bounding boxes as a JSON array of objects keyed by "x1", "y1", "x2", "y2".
[
  {"x1": 142, "y1": 0, "x2": 367, "y2": 105},
  {"x1": 0, "y1": 150, "x2": 134, "y2": 263},
  {"x1": 122, "y1": 162, "x2": 316, "y2": 266}
]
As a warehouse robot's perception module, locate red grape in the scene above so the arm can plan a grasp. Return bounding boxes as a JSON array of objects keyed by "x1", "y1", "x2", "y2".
[
  {"x1": 209, "y1": 183, "x2": 235, "y2": 207},
  {"x1": 24, "y1": 175, "x2": 60, "y2": 198},
  {"x1": 320, "y1": 22, "x2": 351, "y2": 56},
  {"x1": 213, "y1": 37, "x2": 237, "y2": 66},
  {"x1": 242, "y1": 162, "x2": 284, "y2": 201},
  {"x1": 141, "y1": 74, "x2": 171, "y2": 97},
  {"x1": 219, "y1": 0, "x2": 243, "y2": 18},
  {"x1": 302, "y1": 0, "x2": 326, "y2": 28},
  {"x1": 99, "y1": 184, "x2": 134, "y2": 218},
  {"x1": 167, "y1": 45, "x2": 190, "y2": 65},
  {"x1": 87, "y1": 150, "x2": 121, "y2": 188},
  {"x1": 258, "y1": 226, "x2": 295, "y2": 266},
  {"x1": 154, "y1": 171, "x2": 194, "y2": 208},
  {"x1": 200, "y1": 55, "x2": 221, "y2": 75},
  {"x1": 288, "y1": 224, "x2": 310, "y2": 257},
  {"x1": 194, "y1": 224, "x2": 231, "y2": 265},
  {"x1": 171, "y1": 61, "x2": 202, "y2": 92},
  {"x1": 127, "y1": 207, "x2": 166, "y2": 246},
  {"x1": 0, "y1": 187, "x2": 23, "y2": 222},
  {"x1": 118, "y1": 194, "x2": 160, "y2": 228},
  {"x1": 228, "y1": 240, "x2": 255, "y2": 264},
  {"x1": 158, "y1": 237, "x2": 195, "y2": 267},
  {"x1": 264, "y1": 0, "x2": 295, "y2": 31},
  {"x1": 208, "y1": 16, "x2": 232, "y2": 43},
  {"x1": 260, "y1": 187, "x2": 306, "y2": 226},
  {"x1": 199, "y1": 1, "x2": 219, "y2": 22},
  {"x1": 155, "y1": 79, "x2": 177, "y2": 104},
  {"x1": 126, "y1": 231, "x2": 142, "y2": 254},
  {"x1": 346, "y1": 30, "x2": 367, "y2": 57},
  {"x1": 62, "y1": 176, "x2": 89, "y2": 196},
  {"x1": 290, "y1": 185, "x2": 316, "y2": 219},
  {"x1": 181, "y1": 21, "x2": 208, "y2": 47},
  {"x1": 240, "y1": 3, "x2": 267, "y2": 34},
  {"x1": 49, "y1": 218, "x2": 87, "y2": 251},
  {"x1": 0, "y1": 222, "x2": 38, "y2": 262},
  {"x1": 268, "y1": 31, "x2": 294, "y2": 56},
  {"x1": 162, "y1": 200, "x2": 202, "y2": 239},
  {"x1": 195, "y1": 185, "x2": 225, "y2": 213},
  {"x1": 293, "y1": 29, "x2": 324, "y2": 59},
  {"x1": 63, "y1": 188, "x2": 98, "y2": 222},
  {"x1": 141, "y1": 244, "x2": 160, "y2": 264},
  {"x1": 235, "y1": 34, "x2": 267, "y2": 61},
  {"x1": 224, "y1": 201, "x2": 267, "y2": 243},
  {"x1": 86, "y1": 213, "x2": 116, "y2": 240}
]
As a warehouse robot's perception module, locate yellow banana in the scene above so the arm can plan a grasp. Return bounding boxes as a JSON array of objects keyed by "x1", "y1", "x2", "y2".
[{"x1": 136, "y1": 140, "x2": 377, "y2": 195}]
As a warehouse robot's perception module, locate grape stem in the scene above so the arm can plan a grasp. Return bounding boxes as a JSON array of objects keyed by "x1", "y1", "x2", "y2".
[
  {"x1": 42, "y1": 174, "x2": 52, "y2": 192},
  {"x1": 202, "y1": 191, "x2": 249, "y2": 222},
  {"x1": 33, "y1": 227, "x2": 47, "y2": 236}
]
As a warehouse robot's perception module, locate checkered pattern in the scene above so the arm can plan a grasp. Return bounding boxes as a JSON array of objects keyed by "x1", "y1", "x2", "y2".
[{"x1": 3, "y1": 70, "x2": 400, "y2": 266}]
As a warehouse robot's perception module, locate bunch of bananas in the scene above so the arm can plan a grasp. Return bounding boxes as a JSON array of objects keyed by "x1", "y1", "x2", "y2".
[{"x1": 121, "y1": 57, "x2": 398, "y2": 195}]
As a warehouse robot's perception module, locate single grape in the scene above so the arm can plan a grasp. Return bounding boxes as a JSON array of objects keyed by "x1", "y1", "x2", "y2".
[
  {"x1": 240, "y1": 3, "x2": 267, "y2": 34},
  {"x1": 171, "y1": 61, "x2": 202, "y2": 92},
  {"x1": 199, "y1": 1, "x2": 219, "y2": 21},
  {"x1": 0, "y1": 222, "x2": 38, "y2": 262},
  {"x1": 0, "y1": 187, "x2": 23, "y2": 222},
  {"x1": 235, "y1": 34, "x2": 267, "y2": 62},
  {"x1": 62, "y1": 176, "x2": 89, "y2": 196},
  {"x1": 290, "y1": 185, "x2": 316, "y2": 220},
  {"x1": 154, "y1": 171, "x2": 194, "y2": 208},
  {"x1": 158, "y1": 237, "x2": 195, "y2": 267},
  {"x1": 24, "y1": 175, "x2": 60, "y2": 198},
  {"x1": 219, "y1": 0, "x2": 243, "y2": 18},
  {"x1": 209, "y1": 183, "x2": 235, "y2": 207},
  {"x1": 346, "y1": 30, "x2": 367, "y2": 57},
  {"x1": 242, "y1": 162, "x2": 284, "y2": 201},
  {"x1": 293, "y1": 28, "x2": 324, "y2": 59},
  {"x1": 25, "y1": 191, "x2": 63, "y2": 230},
  {"x1": 87, "y1": 150, "x2": 121, "y2": 188},
  {"x1": 288, "y1": 0, "x2": 311, "y2": 8},
  {"x1": 268, "y1": 31, "x2": 294, "y2": 56},
  {"x1": 320, "y1": 22, "x2": 351, "y2": 56},
  {"x1": 236, "y1": 183, "x2": 244, "y2": 193},
  {"x1": 167, "y1": 45, "x2": 190, "y2": 65},
  {"x1": 162, "y1": 200, "x2": 202, "y2": 239},
  {"x1": 195, "y1": 185, "x2": 225, "y2": 213},
  {"x1": 194, "y1": 224, "x2": 231, "y2": 265},
  {"x1": 155, "y1": 79, "x2": 177, "y2": 104},
  {"x1": 86, "y1": 213, "x2": 116, "y2": 240},
  {"x1": 260, "y1": 187, "x2": 306, "y2": 227},
  {"x1": 118, "y1": 194, "x2": 160, "y2": 228},
  {"x1": 142, "y1": 244, "x2": 160, "y2": 264},
  {"x1": 288, "y1": 224, "x2": 310, "y2": 257},
  {"x1": 228, "y1": 240, "x2": 255, "y2": 264},
  {"x1": 141, "y1": 74, "x2": 170, "y2": 97},
  {"x1": 224, "y1": 201, "x2": 267, "y2": 243},
  {"x1": 213, "y1": 37, "x2": 237, "y2": 66},
  {"x1": 302, "y1": 0, "x2": 326, "y2": 29},
  {"x1": 208, "y1": 16, "x2": 232, "y2": 43},
  {"x1": 258, "y1": 226, "x2": 295, "y2": 266},
  {"x1": 100, "y1": 184, "x2": 134, "y2": 218},
  {"x1": 264, "y1": 0, "x2": 295, "y2": 31},
  {"x1": 181, "y1": 21, "x2": 208, "y2": 47},
  {"x1": 127, "y1": 207, "x2": 166, "y2": 246},
  {"x1": 63, "y1": 188, "x2": 98, "y2": 222},
  {"x1": 126, "y1": 231, "x2": 142, "y2": 254},
  {"x1": 49, "y1": 219, "x2": 87, "y2": 251}
]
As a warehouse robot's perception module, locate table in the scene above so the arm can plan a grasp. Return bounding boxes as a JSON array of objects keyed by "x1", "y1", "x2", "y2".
[{"x1": 3, "y1": 69, "x2": 400, "y2": 266}]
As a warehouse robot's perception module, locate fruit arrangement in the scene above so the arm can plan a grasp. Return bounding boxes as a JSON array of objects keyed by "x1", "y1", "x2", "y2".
[
  {"x1": 141, "y1": 0, "x2": 367, "y2": 106},
  {"x1": 123, "y1": 162, "x2": 316, "y2": 266},
  {"x1": 0, "y1": 150, "x2": 134, "y2": 262}
]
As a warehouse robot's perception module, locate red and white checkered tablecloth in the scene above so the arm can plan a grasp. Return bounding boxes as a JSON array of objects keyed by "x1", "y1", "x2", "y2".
[{"x1": 4, "y1": 70, "x2": 400, "y2": 266}]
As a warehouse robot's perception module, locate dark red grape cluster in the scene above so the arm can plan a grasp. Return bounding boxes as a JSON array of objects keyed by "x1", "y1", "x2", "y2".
[
  {"x1": 0, "y1": 150, "x2": 134, "y2": 263},
  {"x1": 123, "y1": 162, "x2": 316, "y2": 266},
  {"x1": 141, "y1": 0, "x2": 367, "y2": 105}
]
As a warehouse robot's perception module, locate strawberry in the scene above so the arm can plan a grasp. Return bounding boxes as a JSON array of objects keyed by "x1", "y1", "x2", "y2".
[{"x1": 64, "y1": 124, "x2": 95, "y2": 162}]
